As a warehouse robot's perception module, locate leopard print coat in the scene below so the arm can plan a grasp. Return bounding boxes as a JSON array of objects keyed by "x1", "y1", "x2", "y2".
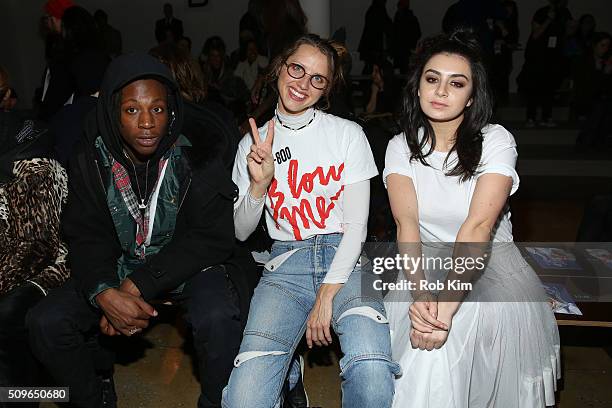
[{"x1": 0, "y1": 157, "x2": 69, "y2": 295}]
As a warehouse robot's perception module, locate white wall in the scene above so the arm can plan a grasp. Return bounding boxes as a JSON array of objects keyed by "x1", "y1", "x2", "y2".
[
  {"x1": 2, "y1": 0, "x2": 611, "y2": 108},
  {"x1": 0, "y1": 0, "x2": 47, "y2": 107},
  {"x1": 76, "y1": 0, "x2": 250, "y2": 54},
  {"x1": 1, "y1": 0, "x2": 249, "y2": 109}
]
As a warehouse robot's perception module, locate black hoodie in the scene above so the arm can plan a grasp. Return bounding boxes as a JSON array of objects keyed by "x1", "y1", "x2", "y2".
[
  {"x1": 96, "y1": 53, "x2": 183, "y2": 200},
  {"x1": 62, "y1": 54, "x2": 256, "y2": 316}
]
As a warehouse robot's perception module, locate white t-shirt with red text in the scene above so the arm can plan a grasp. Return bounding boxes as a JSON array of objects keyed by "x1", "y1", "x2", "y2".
[{"x1": 232, "y1": 110, "x2": 378, "y2": 242}]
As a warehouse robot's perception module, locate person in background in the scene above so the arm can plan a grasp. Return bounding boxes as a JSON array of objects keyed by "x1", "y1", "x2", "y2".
[
  {"x1": 365, "y1": 58, "x2": 401, "y2": 115},
  {"x1": 358, "y1": 0, "x2": 392, "y2": 74},
  {"x1": 177, "y1": 36, "x2": 192, "y2": 56},
  {"x1": 574, "y1": 32, "x2": 612, "y2": 148},
  {"x1": 576, "y1": 14, "x2": 596, "y2": 54},
  {"x1": 572, "y1": 31, "x2": 611, "y2": 119},
  {"x1": 0, "y1": 68, "x2": 17, "y2": 112},
  {"x1": 94, "y1": 9, "x2": 122, "y2": 58},
  {"x1": 576, "y1": 188, "x2": 612, "y2": 241},
  {"x1": 150, "y1": 43, "x2": 207, "y2": 105},
  {"x1": 0, "y1": 88, "x2": 17, "y2": 112},
  {"x1": 48, "y1": 51, "x2": 109, "y2": 167},
  {"x1": 155, "y1": 3, "x2": 184, "y2": 44},
  {"x1": 239, "y1": 0, "x2": 267, "y2": 58},
  {"x1": 38, "y1": 0, "x2": 75, "y2": 121},
  {"x1": 518, "y1": 0, "x2": 572, "y2": 127},
  {"x1": 390, "y1": 0, "x2": 421, "y2": 74},
  {"x1": 234, "y1": 40, "x2": 268, "y2": 91},
  {"x1": 243, "y1": 0, "x2": 309, "y2": 137},
  {"x1": 175, "y1": 37, "x2": 206, "y2": 91},
  {"x1": 490, "y1": 0, "x2": 520, "y2": 102},
  {"x1": 442, "y1": 0, "x2": 495, "y2": 36},
  {"x1": 0, "y1": 65, "x2": 69, "y2": 404},
  {"x1": 38, "y1": 3, "x2": 109, "y2": 121},
  {"x1": 201, "y1": 36, "x2": 249, "y2": 121}
]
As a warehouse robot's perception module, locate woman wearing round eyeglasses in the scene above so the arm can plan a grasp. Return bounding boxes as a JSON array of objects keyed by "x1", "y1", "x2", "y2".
[{"x1": 224, "y1": 34, "x2": 400, "y2": 407}]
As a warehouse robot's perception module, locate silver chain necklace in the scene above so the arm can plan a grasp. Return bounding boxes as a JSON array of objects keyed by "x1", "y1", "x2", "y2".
[{"x1": 125, "y1": 151, "x2": 149, "y2": 211}]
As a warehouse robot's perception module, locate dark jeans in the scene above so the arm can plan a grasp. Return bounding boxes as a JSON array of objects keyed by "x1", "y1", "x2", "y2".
[
  {"x1": 26, "y1": 266, "x2": 242, "y2": 408},
  {"x1": 0, "y1": 283, "x2": 45, "y2": 408}
]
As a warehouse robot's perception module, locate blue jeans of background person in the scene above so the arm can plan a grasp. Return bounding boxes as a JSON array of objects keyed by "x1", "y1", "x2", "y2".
[{"x1": 222, "y1": 233, "x2": 400, "y2": 408}]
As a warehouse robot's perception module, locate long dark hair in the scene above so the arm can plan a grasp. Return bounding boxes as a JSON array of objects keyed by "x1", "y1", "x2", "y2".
[
  {"x1": 265, "y1": 34, "x2": 347, "y2": 110},
  {"x1": 401, "y1": 28, "x2": 493, "y2": 182},
  {"x1": 150, "y1": 43, "x2": 207, "y2": 104}
]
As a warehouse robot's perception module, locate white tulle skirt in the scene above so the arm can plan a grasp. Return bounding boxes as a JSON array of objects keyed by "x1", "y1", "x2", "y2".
[{"x1": 385, "y1": 243, "x2": 561, "y2": 408}]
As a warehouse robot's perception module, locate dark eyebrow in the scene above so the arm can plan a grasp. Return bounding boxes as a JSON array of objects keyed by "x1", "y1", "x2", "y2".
[{"x1": 424, "y1": 69, "x2": 469, "y2": 80}]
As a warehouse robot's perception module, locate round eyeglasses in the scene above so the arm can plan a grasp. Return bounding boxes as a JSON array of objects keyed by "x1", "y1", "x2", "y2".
[{"x1": 284, "y1": 62, "x2": 329, "y2": 90}]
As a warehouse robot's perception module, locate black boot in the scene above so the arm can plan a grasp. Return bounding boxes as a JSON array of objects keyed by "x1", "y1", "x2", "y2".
[
  {"x1": 100, "y1": 375, "x2": 117, "y2": 408},
  {"x1": 283, "y1": 374, "x2": 308, "y2": 408},
  {"x1": 283, "y1": 356, "x2": 308, "y2": 408}
]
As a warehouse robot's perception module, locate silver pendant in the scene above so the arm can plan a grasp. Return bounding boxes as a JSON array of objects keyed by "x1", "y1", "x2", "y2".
[{"x1": 139, "y1": 201, "x2": 147, "y2": 210}]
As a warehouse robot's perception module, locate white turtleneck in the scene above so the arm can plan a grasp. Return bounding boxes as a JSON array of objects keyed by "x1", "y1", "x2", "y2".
[
  {"x1": 232, "y1": 107, "x2": 377, "y2": 284},
  {"x1": 275, "y1": 106, "x2": 316, "y2": 130}
]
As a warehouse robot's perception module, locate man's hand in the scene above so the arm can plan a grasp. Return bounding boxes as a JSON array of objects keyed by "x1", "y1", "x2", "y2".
[
  {"x1": 119, "y1": 277, "x2": 141, "y2": 297},
  {"x1": 99, "y1": 315, "x2": 119, "y2": 336},
  {"x1": 306, "y1": 283, "x2": 342, "y2": 348},
  {"x1": 99, "y1": 279, "x2": 144, "y2": 337},
  {"x1": 95, "y1": 288, "x2": 157, "y2": 336}
]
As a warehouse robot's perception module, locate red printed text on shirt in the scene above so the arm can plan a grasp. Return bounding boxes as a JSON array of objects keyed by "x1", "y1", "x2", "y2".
[{"x1": 268, "y1": 159, "x2": 345, "y2": 240}]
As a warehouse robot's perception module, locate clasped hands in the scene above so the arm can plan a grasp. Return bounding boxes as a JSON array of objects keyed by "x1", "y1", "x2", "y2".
[
  {"x1": 408, "y1": 292, "x2": 453, "y2": 351},
  {"x1": 95, "y1": 278, "x2": 158, "y2": 337}
]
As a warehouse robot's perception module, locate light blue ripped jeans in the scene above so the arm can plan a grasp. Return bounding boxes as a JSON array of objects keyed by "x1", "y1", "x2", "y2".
[{"x1": 222, "y1": 233, "x2": 400, "y2": 408}]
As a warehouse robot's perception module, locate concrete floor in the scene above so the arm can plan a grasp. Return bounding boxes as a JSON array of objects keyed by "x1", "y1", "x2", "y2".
[
  {"x1": 42, "y1": 111, "x2": 612, "y2": 407},
  {"x1": 40, "y1": 324, "x2": 612, "y2": 408},
  {"x1": 38, "y1": 198, "x2": 612, "y2": 408}
]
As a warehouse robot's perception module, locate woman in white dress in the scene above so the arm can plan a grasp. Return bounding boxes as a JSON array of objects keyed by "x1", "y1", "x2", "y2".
[{"x1": 383, "y1": 29, "x2": 561, "y2": 407}]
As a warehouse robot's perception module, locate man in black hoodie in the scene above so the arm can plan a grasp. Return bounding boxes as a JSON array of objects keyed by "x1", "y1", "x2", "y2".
[{"x1": 26, "y1": 54, "x2": 256, "y2": 408}]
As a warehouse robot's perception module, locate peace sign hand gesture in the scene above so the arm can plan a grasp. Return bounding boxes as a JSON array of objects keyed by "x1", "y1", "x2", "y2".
[{"x1": 247, "y1": 118, "x2": 275, "y2": 198}]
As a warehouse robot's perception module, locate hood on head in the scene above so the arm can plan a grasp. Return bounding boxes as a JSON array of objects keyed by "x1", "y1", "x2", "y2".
[{"x1": 96, "y1": 52, "x2": 184, "y2": 167}]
